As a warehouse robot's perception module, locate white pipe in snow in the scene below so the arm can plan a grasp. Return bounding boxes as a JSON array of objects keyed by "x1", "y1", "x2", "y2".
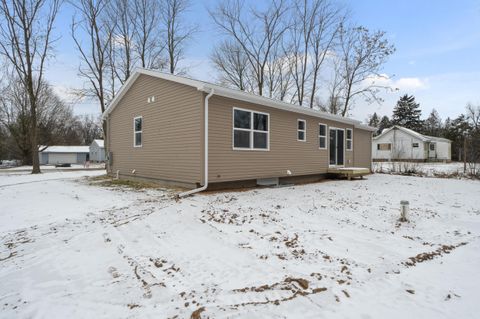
[{"x1": 178, "y1": 88, "x2": 214, "y2": 197}]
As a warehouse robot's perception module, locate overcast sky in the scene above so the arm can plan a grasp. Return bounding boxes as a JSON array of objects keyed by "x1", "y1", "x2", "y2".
[{"x1": 45, "y1": 0, "x2": 480, "y2": 123}]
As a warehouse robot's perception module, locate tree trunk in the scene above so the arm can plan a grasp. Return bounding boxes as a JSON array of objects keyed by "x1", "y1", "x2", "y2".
[{"x1": 31, "y1": 109, "x2": 40, "y2": 173}]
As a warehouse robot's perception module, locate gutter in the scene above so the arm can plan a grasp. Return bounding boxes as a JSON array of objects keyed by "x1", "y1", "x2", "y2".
[{"x1": 178, "y1": 88, "x2": 214, "y2": 197}]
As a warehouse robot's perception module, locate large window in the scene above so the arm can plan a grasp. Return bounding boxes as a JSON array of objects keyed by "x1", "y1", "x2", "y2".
[
  {"x1": 346, "y1": 128, "x2": 353, "y2": 150},
  {"x1": 134, "y1": 116, "x2": 142, "y2": 147},
  {"x1": 319, "y1": 123, "x2": 327, "y2": 149},
  {"x1": 297, "y1": 119, "x2": 306, "y2": 141},
  {"x1": 233, "y1": 108, "x2": 269, "y2": 150}
]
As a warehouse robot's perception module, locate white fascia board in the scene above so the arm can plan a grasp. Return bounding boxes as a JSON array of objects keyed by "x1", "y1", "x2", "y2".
[
  {"x1": 354, "y1": 124, "x2": 377, "y2": 132},
  {"x1": 201, "y1": 84, "x2": 362, "y2": 127}
]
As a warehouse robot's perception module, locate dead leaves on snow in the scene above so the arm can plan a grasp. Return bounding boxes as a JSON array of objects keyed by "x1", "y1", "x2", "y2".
[
  {"x1": 232, "y1": 276, "x2": 327, "y2": 307},
  {"x1": 402, "y1": 242, "x2": 467, "y2": 267}
]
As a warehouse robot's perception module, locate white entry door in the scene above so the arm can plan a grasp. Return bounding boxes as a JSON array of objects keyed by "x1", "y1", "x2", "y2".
[
  {"x1": 428, "y1": 143, "x2": 436, "y2": 158},
  {"x1": 329, "y1": 128, "x2": 345, "y2": 166}
]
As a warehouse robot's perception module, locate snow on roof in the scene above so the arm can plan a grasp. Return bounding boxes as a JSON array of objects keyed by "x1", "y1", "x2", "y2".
[
  {"x1": 92, "y1": 139, "x2": 104, "y2": 148},
  {"x1": 374, "y1": 126, "x2": 451, "y2": 143},
  {"x1": 41, "y1": 146, "x2": 90, "y2": 153},
  {"x1": 102, "y1": 68, "x2": 377, "y2": 132}
]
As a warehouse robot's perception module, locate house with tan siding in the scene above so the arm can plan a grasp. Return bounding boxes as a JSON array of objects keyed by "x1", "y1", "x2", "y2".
[{"x1": 102, "y1": 69, "x2": 375, "y2": 194}]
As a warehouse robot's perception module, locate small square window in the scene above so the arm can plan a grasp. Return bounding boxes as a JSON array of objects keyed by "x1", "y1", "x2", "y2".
[
  {"x1": 254, "y1": 113, "x2": 268, "y2": 131},
  {"x1": 298, "y1": 120, "x2": 305, "y2": 130},
  {"x1": 234, "y1": 130, "x2": 250, "y2": 148},
  {"x1": 234, "y1": 109, "x2": 251, "y2": 129},
  {"x1": 412, "y1": 143, "x2": 419, "y2": 148},
  {"x1": 253, "y1": 132, "x2": 268, "y2": 149},
  {"x1": 298, "y1": 131, "x2": 305, "y2": 141}
]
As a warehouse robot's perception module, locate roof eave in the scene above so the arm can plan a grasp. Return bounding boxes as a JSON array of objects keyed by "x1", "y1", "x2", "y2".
[
  {"x1": 201, "y1": 83, "x2": 363, "y2": 127},
  {"x1": 103, "y1": 68, "x2": 376, "y2": 131}
]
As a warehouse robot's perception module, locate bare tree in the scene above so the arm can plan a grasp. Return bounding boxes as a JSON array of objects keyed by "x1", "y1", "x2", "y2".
[
  {"x1": 308, "y1": 1, "x2": 343, "y2": 108},
  {"x1": 0, "y1": 77, "x2": 78, "y2": 164},
  {"x1": 335, "y1": 25, "x2": 395, "y2": 116},
  {"x1": 0, "y1": 0, "x2": 61, "y2": 173},
  {"x1": 467, "y1": 103, "x2": 480, "y2": 130},
  {"x1": 163, "y1": 0, "x2": 196, "y2": 74},
  {"x1": 77, "y1": 114, "x2": 103, "y2": 145},
  {"x1": 210, "y1": 0, "x2": 289, "y2": 96},
  {"x1": 267, "y1": 0, "x2": 342, "y2": 107},
  {"x1": 132, "y1": 0, "x2": 166, "y2": 69},
  {"x1": 107, "y1": 0, "x2": 135, "y2": 84},
  {"x1": 287, "y1": 0, "x2": 319, "y2": 106},
  {"x1": 0, "y1": 76, "x2": 31, "y2": 164},
  {"x1": 211, "y1": 40, "x2": 251, "y2": 91},
  {"x1": 71, "y1": 0, "x2": 113, "y2": 115},
  {"x1": 466, "y1": 103, "x2": 480, "y2": 175}
]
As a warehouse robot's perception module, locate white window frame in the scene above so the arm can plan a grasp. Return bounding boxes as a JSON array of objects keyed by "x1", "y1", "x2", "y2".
[
  {"x1": 133, "y1": 116, "x2": 143, "y2": 147},
  {"x1": 232, "y1": 107, "x2": 270, "y2": 151},
  {"x1": 346, "y1": 128, "x2": 353, "y2": 151},
  {"x1": 297, "y1": 119, "x2": 306, "y2": 142},
  {"x1": 319, "y1": 123, "x2": 327, "y2": 150}
]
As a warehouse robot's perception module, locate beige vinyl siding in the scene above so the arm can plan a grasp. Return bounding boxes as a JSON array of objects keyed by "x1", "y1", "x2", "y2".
[
  {"x1": 353, "y1": 128, "x2": 372, "y2": 169},
  {"x1": 108, "y1": 74, "x2": 203, "y2": 185},
  {"x1": 207, "y1": 95, "x2": 359, "y2": 183}
]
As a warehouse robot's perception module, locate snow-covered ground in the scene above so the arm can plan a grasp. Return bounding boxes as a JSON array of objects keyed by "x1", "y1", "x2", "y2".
[
  {"x1": 373, "y1": 161, "x2": 478, "y2": 176},
  {"x1": 1, "y1": 171, "x2": 479, "y2": 318},
  {"x1": 0, "y1": 163, "x2": 105, "y2": 172}
]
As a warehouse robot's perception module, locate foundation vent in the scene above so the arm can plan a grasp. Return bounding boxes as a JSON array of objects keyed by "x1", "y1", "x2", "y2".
[{"x1": 256, "y1": 177, "x2": 279, "y2": 187}]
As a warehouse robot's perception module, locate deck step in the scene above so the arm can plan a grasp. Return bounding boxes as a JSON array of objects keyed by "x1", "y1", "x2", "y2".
[{"x1": 327, "y1": 167, "x2": 370, "y2": 180}]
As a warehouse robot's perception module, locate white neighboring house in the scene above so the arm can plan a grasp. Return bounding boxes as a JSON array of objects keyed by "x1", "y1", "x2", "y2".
[
  {"x1": 372, "y1": 126, "x2": 451, "y2": 162},
  {"x1": 39, "y1": 146, "x2": 90, "y2": 165},
  {"x1": 89, "y1": 139, "x2": 106, "y2": 162}
]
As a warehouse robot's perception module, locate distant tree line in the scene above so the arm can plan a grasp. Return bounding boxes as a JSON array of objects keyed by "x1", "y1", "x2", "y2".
[
  {"x1": 367, "y1": 94, "x2": 480, "y2": 163},
  {"x1": 0, "y1": 0, "x2": 193, "y2": 170},
  {"x1": 0, "y1": 76, "x2": 102, "y2": 163}
]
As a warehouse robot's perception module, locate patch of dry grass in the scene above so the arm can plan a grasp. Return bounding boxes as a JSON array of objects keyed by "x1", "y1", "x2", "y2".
[
  {"x1": 97, "y1": 179, "x2": 161, "y2": 190},
  {"x1": 86, "y1": 175, "x2": 160, "y2": 190}
]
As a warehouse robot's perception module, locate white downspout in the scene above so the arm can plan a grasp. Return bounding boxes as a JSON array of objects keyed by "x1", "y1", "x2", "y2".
[{"x1": 178, "y1": 88, "x2": 214, "y2": 197}]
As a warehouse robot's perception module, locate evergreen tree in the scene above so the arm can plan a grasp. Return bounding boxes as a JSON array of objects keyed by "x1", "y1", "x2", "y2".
[
  {"x1": 391, "y1": 94, "x2": 423, "y2": 131},
  {"x1": 423, "y1": 108, "x2": 442, "y2": 136},
  {"x1": 444, "y1": 114, "x2": 471, "y2": 161},
  {"x1": 368, "y1": 112, "x2": 380, "y2": 128},
  {"x1": 377, "y1": 115, "x2": 391, "y2": 135}
]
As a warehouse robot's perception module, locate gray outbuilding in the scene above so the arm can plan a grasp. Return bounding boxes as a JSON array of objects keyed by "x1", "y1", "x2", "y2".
[
  {"x1": 89, "y1": 139, "x2": 106, "y2": 162},
  {"x1": 39, "y1": 146, "x2": 90, "y2": 165}
]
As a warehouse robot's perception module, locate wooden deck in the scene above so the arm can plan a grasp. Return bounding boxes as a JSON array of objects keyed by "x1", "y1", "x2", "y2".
[{"x1": 327, "y1": 167, "x2": 371, "y2": 180}]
